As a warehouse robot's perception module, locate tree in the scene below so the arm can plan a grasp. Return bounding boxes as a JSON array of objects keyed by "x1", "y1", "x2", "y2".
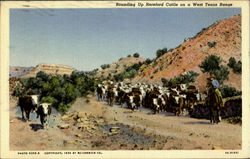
[
  {"x1": 36, "y1": 71, "x2": 48, "y2": 82},
  {"x1": 162, "y1": 48, "x2": 168, "y2": 54},
  {"x1": 199, "y1": 55, "x2": 222, "y2": 74},
  {"x1": 227, "y1": 57, "x2": 236, "y2": 68},
  {"x1": 145, "y1": 58, "x2": 152, "y2": 65},
  {"x1": 214, "y1": 65, "x2": 229, "y2": 84},
  {"x1": 233, "y1": 61, "x2": 242, "y2": 74},
  {"x1": 100, "y1": 64, "x2": 110, "y2": 70},
  {"x1": 156, "y1": 48, "x2": 168, "y2": 58},
  {"x1": 156, "y1": 49, "x2": 163, "y2": 58},
  {"x1": 133, "y1": 53, "x2": 140, "y2": 58},
  {"x1": 199, "y1": 55, "x2": 229, "y2": 84}
]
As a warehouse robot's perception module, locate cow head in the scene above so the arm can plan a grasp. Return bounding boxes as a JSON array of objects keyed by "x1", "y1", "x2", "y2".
[
  {"x1": 31, "y1": 95, "x2": 40, "y2": 112},
  {"x1": 41, "y1": 103, "x2": 51, "y2": 115}
]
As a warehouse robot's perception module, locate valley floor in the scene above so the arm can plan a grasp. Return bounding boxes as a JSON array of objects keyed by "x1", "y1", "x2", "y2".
[{"x1": 9, "y1": 95, "x2": 241, "y2": 150}]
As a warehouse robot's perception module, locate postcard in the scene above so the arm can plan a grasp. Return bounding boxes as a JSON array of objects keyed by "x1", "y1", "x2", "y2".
[{"x1": 1, "y1": 1, "x2": 249, "y2": 158}]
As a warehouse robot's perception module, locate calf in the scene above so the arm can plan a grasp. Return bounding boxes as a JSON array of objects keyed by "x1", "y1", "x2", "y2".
[
  {"x1": 36, "y1": 103, "x2": 52, "y2": 128},
  {"x1": 18, "y1": 95, "x2": 39, "y2": 121}
]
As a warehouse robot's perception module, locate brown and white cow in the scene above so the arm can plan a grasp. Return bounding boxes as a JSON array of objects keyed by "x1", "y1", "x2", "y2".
[{"x1": 18, "y1": 95, "x2": 39, "y2": 121}]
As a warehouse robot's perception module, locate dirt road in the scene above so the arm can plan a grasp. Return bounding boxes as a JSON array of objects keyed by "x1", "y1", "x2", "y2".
[{"x1": 9, "y1": 95, "x2": 241, "y2": 150}]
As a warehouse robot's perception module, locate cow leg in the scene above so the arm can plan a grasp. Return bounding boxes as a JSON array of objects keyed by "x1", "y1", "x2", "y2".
[
  {"x1": 210, "y1": 107, "x2": 215, "y2": 124},
  {"x1": 25, "y1": 110, "x2": 30, "y2": 121},
  {"x1": 21, "y1": 107, "x2": 25, "y2": 119},
  {"x1": 40, "y1": 116, "x2": 44, "y2": 128}
]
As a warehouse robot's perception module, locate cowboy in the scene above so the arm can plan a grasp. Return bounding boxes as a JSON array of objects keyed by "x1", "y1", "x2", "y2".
[{"x1": 206, "y1": 75, "x2": 223, "y2": 124}]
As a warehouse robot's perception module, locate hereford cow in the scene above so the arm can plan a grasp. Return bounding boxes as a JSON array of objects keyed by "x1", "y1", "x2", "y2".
[
  {"x1": 36, "y1": 103, "x2": 52, "y2": 128},
  {"x1": 18, "y1": 95, "x2": 39, "y2": 121}
]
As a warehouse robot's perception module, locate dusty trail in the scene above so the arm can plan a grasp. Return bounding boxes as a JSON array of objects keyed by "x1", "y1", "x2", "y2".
[{"x1": 9, "y1": 95, "x2": 241, "y2": 150}]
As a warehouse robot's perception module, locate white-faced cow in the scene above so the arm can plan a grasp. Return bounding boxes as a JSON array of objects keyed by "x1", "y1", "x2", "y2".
[
  {"x1": 36, "y1": 103, "x2": 52, "y2": 128},
  {"x1": 18, "y1": 95, "x2": 39, "y2": 121}
]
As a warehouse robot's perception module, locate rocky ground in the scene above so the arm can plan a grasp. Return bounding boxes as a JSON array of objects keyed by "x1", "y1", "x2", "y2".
[{"x1": 9, "y1": 95, "x2": 242, "y2": 150}]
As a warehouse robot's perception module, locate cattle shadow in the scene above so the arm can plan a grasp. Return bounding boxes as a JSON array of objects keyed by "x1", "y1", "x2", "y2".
[
  {"x1": 29, "y1": 123, "x2": 44, "y2": 131},
  {"x1": 16, "y1": 117, "x2": 28, "y2": 123},
  {"x1": 183, "y1": 121, "x2": 211, "y2": 125}
]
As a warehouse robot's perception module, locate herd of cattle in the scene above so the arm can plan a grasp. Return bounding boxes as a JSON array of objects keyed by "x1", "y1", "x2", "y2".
[
  {"x1": 16, "y1": 81, "x2": 207, "y2": 128},
  {"x1": 97, "y1": 81, "x2": 207, "y2": 115}
]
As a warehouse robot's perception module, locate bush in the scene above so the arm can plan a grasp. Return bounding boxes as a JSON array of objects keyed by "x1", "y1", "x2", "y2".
[
  {"x1": 41, "y1": 96, "x2": 58, "y2": 107},
  {"x1": 161, "y1": 71, "x2": 199, "y2": 87},
  {"x1": 15, "y1": 71, "x2": 96, "y2": 114},
  {"x1": 199, "y1": 55, "x2": 229, "y2": 84},
  {"x1": 127, "y1": 55, "x2": 131, "y2": 57},
  {"x1": 227, "y1": 57, "x2": 236, "y2": 68},
  {"x1": 12, "y1": 83, "x2": 22, "y2": 97},
  {"x1": 156, "y1": 48, "x2": 168, "y2": 58},
  {"x1": 233, "y1": 61, "x2": 242, "y2": 74},
  {"x1": 228, "y1": 57, "x2": 241, "y2": 74},
  {"x1": 145, "y1": 58, "x2": 152, "y2": 65},
  {"x1": 199, "y1": 55, "x2": 221, "y2": 74},
  {"x1": 156, "y1": 49, "x2": 163, "y2": 58},
  {"x1": 213, "y1": 65, "x2": 229, "y2": 84},
  {"x1": 133, "y1": 53, "x2": 140, "y2": 58},
  {"x1": 58, "y1": 103, "x2": 71, "y2": 114},
  {"x1": 100, "y1": 64, "x2": 110, "y2": 70},
  {"x1": 219, "y1": 85, "x2": 241, "y2": 98},
  {"x1": 207, "y1": 41, "x2": 217, "y2": 48}
]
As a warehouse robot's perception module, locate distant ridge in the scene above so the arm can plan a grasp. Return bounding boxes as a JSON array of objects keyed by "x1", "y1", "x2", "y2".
[{"x1": 17, "y1": 64, "x2": 75, "y2": 78}]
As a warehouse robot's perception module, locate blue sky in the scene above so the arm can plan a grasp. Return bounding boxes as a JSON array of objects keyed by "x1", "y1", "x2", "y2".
[{"x1": 10, "y1": 8, "x2": 241, "y2": 71}]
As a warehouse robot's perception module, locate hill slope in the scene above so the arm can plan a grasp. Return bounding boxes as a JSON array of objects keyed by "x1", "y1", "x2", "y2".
[
  {"x1": 133, "y1": 14, "x2": 241, "y2": 92},
  {"x1": 9, "y1": 66, "x2": 34, "y2": 78},
  {"x1": 95, "y1": 57, "x2": 145, "y2": 79}
]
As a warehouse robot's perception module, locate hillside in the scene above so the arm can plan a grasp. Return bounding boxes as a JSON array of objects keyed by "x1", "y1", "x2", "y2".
[
  {"x1": 133, "y1": 14, "x2": 241, "y2": 92},
  {"x1": 9, "y1": 66, "x2": 34, "y2": 78},
  {"x1": 19, "y1": 64, "x2": 75, "y2": 78},
  {"x1": 95, "y1": 57, "x2": 145, "y2": 79}
]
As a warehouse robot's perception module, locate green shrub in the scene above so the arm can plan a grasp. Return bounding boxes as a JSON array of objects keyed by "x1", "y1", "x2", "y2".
[
  {"x1": 145, "y1": 58, "x2": 152, "y2": 65},
  {"x1": 207, "y1": 41, "x2": 217, "y2": 48},
  {"x1": 199, "y1": 55, "x2": 229, "y2": 84},
  {"x1": 17, "y1": 71, "x2": 96, "y2": 114},
  {"x1": 213, "y1": 65, "x2": 229, "y2": 84},
  {"x1": 161, "y1": 71, "x2": 199, "y2": 87},
  {"x1": 219, "y1": 85, "x2": 242, "y2": 98},
  {"x1": 100, "y1": 64, "x2": 110, "y2": 70},
  {"x1": 228, "y1": 57, "x2": 241, "y2": 74},
  {"x1": 41, "y1": 96, "x2": 58, "y2": 107},
  {"x1": 58, "y1": 103, "x2": 71, "y2": 114},
  {"x1": 233, "y1": 61, "x2": 242, "y2": 74},
  {"x1": 227, "y1": 57, "x2": 236, "y2": 68},
  {"x1": 12, "y1": 83, "x2": 22, "y2": 97},
  {"x1": 199, "y1": 55, "x2": 221, "y2": 74},
  {"x1": 156, "y1": 48, "x2": 168, "y2": 58},
  {"x1": 133, "y1": 53, "x2": 140, "y2": 58}
]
